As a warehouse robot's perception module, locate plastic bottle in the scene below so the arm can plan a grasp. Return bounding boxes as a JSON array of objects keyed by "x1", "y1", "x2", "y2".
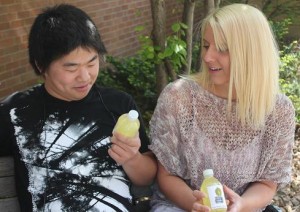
[
  {"x1": 200, "y1": 169, "x2": 227, "y2": 212},
  {"x1": 113, "y1": 110, "x2": 140, "y2": 138}
]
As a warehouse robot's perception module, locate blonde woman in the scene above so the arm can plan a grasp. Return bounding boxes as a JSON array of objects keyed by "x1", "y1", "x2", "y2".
[{"x1": 149, "y1": 3, "x2": 295, "y2": 212}]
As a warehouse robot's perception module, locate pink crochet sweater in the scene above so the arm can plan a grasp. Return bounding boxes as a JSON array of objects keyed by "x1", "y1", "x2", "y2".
[{"x1": 149, "y1": 78, "x2": 295, "y2": 196}]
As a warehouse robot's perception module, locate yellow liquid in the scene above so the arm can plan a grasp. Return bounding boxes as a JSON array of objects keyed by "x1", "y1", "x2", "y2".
[
  {"x1": 113, "y1": 113, "x2": 140, "y2": 138},
  {"x1": 200, "y1": 176, "x2": 227, "y2": 212}
]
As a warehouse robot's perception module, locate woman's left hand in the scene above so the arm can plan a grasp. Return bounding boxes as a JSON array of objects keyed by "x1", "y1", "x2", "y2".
[{"x1": 223, "y1": 185, "x2": 244, "y2": 212}]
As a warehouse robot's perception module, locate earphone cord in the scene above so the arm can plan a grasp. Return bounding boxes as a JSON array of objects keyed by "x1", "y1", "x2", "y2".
[
  {"x1": 96, "y1": 87, "x2": 116, "y2": 123},
  {"x1": 43, "y1": 94, "x2": 49, "y2": 212}
]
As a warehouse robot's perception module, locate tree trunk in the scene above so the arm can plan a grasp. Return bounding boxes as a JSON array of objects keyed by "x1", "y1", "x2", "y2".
[
  {"x1": 164, "y1": 60, "x2": 177, "y2": 81},
  {"x1": 150, "y1": 0, "x2": 168, "y2": 94},
  {"x1": 247, "y1": 0, "x2": 263, "y2": 9},
  {"x1": 182, "y1": 0, "x2": 195, "y2": 74},
  {"x1": 205, "y1": 0, "x2": 215, "y2": 15},
  {"x1": 215, "y1": 0, "x2": 221, "y2": 8}
]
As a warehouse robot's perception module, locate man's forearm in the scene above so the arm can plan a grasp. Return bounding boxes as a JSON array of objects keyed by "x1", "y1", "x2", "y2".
[{"x1": 123, "y1": 151, "x2": 157, "y2": 185}]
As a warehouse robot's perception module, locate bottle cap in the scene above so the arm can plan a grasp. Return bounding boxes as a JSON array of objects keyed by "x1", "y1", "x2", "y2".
[
  {"x1": 203, "y1": 169, "x2": 214, "y2": 178},
  {"x1": 128, "y1": 110, "x2": 139, "y2": 120}
]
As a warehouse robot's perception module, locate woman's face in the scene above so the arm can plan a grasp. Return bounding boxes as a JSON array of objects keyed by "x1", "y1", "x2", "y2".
[
  {"x1": 44, "y1": 47, "x2": 100, "y2": 101},
  {"x1": 202, "y1": 25, "x2": 231, "y2": 97}
]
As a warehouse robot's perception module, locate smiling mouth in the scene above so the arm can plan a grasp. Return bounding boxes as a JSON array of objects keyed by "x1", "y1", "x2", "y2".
[
  {"x1": 76, "y1": 84, "x2": 89, "y2": 88},
  {"x1": 209, "y1": 67, "x2": 222, "y2": 71}
]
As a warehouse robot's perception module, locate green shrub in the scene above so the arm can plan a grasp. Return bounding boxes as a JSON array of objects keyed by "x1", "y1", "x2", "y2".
[
  {"x1": 135, "y1": 22, "x2": 187, "y2": 73},
  {"x1": 269, "y1": 18, "x2": 292, "y2": 47},
  {"x1": 279, "y1": 41, "x2": 300, "y2": 123},
  {"x1": 97, "y1": 56, "x2": 157, "y2": 128},
  {"x1": 271, "y1": 18, "x2": 300, "y2": 123}
]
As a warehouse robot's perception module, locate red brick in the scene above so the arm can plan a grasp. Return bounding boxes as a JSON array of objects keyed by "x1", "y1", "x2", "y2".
[
  {"x1": 0, "y1": 88, "x2": 14, "y2": 99},
  {"x1": 0, "y1": 69, "x2": 14, "y2": 81},
  {"x1": 1, "y1": 76, "x2": 21, "y2": 89},
  {"x1": 0, "y1": 22, "x2": 10, "y2": 31},
  {"x1": 0, "y1": 0, "x2": 16, "y2": 5}
]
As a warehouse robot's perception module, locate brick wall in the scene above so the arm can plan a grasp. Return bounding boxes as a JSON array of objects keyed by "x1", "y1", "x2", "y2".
[{"x1": 0, "y1": 0, "x2": 184, "y2": 99}]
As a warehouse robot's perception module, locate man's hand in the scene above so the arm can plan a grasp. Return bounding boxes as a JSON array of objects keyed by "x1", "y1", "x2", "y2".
[{"x1": 108, "y1": 131, "x2": 141, "y2": 165}]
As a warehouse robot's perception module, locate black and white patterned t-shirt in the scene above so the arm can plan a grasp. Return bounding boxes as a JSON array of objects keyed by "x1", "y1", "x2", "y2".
[{"x1": 0, "y1": 84, "x2": 149, "y2": 212}]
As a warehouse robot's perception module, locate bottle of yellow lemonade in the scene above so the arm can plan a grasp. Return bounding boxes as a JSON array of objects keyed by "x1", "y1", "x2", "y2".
[
  {"x1": 200, "y1": 169, "x2": 227, "y2": 212},
  {"x1": 113, "y1": 110, "x2": 140, "y2": 138}
]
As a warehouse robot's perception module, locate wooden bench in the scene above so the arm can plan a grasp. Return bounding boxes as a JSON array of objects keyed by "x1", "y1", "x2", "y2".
[{"x1": 0, "y1": 156, "x2": 20, "y2": 212}]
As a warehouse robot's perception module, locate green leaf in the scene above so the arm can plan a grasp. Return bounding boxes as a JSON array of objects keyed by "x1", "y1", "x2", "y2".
[
  {"x1": 179, "y1": 22, "x2": 188, "y2": 29},
  {"x1": 146, "y1": 53, "x2": 154, "y2": 59},
  {"x1": 158, "y1": 52, "x2": 165, "y2": 59},
  {"x1": 134, "y1": 25, "x2": 145, "y2": 32},
  {"x1": 163, "y1": 47, "x2": 174, "y2": 57},
  {"x1": 174, "y1": 44, "x2": 184, "y2": 53},
  {"x1": 171, "y1": 23, "x2": 181, "y2": 32}
]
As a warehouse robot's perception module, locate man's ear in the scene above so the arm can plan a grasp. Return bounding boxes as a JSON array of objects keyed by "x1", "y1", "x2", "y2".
[{"x1": 35, "y1": 61, "x2": 42, "y2": 73}]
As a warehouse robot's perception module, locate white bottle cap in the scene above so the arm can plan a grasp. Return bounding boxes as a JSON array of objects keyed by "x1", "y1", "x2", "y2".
[
  {"x1": 203, "y1": 169, "x2": 214, "y2": 178},
  {"x1": 128, "y1": 110, "x2": 139, "y2": 120}
]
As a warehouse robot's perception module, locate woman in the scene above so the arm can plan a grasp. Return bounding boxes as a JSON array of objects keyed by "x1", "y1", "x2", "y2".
[{"x1": 149, "y1": 3, "x2": 295, "y2": 212}]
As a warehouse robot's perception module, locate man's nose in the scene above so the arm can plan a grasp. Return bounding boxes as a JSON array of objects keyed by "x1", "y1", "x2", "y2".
[{"x1": 77, "y1": 67, "x2": 90, "y2": 81}]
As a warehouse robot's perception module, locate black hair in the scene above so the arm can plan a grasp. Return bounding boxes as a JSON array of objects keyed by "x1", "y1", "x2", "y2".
[{"x1": 28, "y1": 4, "x2": 107, "y2": 75}]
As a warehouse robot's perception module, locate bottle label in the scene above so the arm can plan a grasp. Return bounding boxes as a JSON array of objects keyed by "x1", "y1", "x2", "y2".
[{"x1": 207, "y1": 184, "x2": 227, "y2": 209}]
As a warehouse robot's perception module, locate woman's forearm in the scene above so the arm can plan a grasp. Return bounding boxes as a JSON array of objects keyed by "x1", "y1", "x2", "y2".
[
  {"x1": 157, "y1": 162, "x2": 196, "y2": 211},
  {"x1": 241, "y1": 181, "x2": 277, "y2": 211}
]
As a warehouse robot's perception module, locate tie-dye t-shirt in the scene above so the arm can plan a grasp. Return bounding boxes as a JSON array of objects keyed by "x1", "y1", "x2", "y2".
[{"x1": 0, "y1": 84, "x2": 149, "y2": 212}]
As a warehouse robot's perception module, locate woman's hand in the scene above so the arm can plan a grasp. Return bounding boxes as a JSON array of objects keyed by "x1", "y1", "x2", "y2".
[
  {"x1": 223, "y1": 185, "x2": 244, "y2": 212},
  {"x1": 192, "y1": 185, "x2": 243, "y2": 212},
  {"x1": 227, "y1": 181, "x2": 277, "y2": 212},
  {"x1": 192, "y1": 182, "x2": 277, "y2": 212},
  {"x1": 191, "y1": 190, "x2": 211, "y2": 212}
]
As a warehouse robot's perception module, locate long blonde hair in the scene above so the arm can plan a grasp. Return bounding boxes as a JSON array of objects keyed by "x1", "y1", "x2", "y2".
[{"x1": 192, "y1": 3, "x2": 280, "y2": 128}]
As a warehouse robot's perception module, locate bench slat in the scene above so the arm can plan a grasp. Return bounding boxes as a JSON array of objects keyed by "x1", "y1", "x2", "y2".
[
  {"x1": 0, "y1": 157, "x2": 20, "y2": 211},
  {"x1": 0, "y1": 156, "x2": 14, "y2": 177},
  {"x1": 0, "y1": 197, "x2": 20, "y2": 212},
  {"x1": 0, "y1": 176, "x2": 17, "y2": 197}
]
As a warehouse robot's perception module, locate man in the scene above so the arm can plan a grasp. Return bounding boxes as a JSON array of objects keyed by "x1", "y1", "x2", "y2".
[{"x1": 0, "y1": 4, "x2": 156, "y2": 211}]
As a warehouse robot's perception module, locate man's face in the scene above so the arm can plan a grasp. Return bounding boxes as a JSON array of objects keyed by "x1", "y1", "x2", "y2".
[{"x1": 44, "y1": 47, "x2": 100, "y2": 101}]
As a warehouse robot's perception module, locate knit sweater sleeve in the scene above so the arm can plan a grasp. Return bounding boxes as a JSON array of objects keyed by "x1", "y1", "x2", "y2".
[
  {"x1": 149, "y1": 79, "x2": 190, "y2": 177},
  {"x1": 259, "y1": 94, "x2": 295, "y2": 188}
]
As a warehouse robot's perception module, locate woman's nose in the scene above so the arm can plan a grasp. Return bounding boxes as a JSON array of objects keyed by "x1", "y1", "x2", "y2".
[{"x1": 203, "y1": 48, "x2": 215, "y2": 63}]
